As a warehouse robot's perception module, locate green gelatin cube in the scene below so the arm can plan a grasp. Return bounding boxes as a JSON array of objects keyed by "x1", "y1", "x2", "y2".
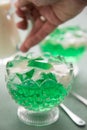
[
  {"x1": 41, "y1": 73, "x2": 57, "y2": 82},
  {"x1": 36, "y1": 72, "x2": 57, "y2": 85},
  {"x1": 28, "y1": 59, "x2": 52, "y2": 70},
  {"x1": 16, "y1": 69, "x2": 35, "y2": 82}
]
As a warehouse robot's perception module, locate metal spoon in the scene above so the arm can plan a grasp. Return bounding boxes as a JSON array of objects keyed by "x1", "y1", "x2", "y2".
[
  {"x1": 60, "y1": 103, "x2": 86, "y2": 126},
  {"x1": 71, "y1": 92, "x2": 87, "y2": 106}
]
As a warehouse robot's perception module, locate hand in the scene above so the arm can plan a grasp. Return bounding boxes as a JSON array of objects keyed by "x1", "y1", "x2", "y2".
[{"x1": 15, "y1": 0, "x2": 86, "y2": 52}]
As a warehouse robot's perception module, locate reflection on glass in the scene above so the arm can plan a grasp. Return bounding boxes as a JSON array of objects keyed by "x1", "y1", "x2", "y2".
[{"x1": 6, "y1": 53, "x2": 74, "y2": 126}]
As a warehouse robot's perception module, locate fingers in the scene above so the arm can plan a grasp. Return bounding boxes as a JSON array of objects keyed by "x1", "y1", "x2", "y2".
[
  {"x1": 17, "y1": 19, "x2": 28, "y2": 30},
  {"x1": 16, "y1": 8, "x2": 26, "y2": 18},
  {"x1": 38, "y1": 6, "x2": 62, "y2": 26},
  {"x1": 16, "y1": 8, "x2": 28, "y2": 30},
  {"x1": 29, "y1": 18, "x2": 44, "y2": 36},
  {"x1": 20, "y1": 21, "x2": 56, "y2": 52},
  {"x1": 16, "y1": 5, "x2": 40, "y2": 30},
  {"x1": 20, "y1": 18, "x2": 45, "y2": 51},
  {"x1": 15, "y1": 1, "x2": 62, "y2": 53}
]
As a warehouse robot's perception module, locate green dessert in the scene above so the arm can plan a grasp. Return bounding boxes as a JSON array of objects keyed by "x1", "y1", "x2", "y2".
[
  {"x1": 40, "y1": 26, "x2": 87, "y2": 62},
  {"x1": 6, "y1": 54, "x2": 73, "y2": 112}
]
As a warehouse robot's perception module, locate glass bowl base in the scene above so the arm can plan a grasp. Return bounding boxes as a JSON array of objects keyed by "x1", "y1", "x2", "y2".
[{"x1": 17, "y1": 106, "x2": 59, "y2": 126}]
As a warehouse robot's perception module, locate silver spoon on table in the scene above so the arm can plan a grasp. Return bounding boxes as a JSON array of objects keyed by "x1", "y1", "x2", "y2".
[
  {"x1": 71, "y1": 92, "x2": 87, "y2": 106},
  {"x1": 60, "y1": 103, "x2": 86, "y2": 127}
]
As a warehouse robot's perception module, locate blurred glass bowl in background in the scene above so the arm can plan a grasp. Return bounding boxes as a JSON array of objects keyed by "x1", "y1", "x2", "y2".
[{"x1": 40, "y1": 26, "x2": 87, "y2": 63}]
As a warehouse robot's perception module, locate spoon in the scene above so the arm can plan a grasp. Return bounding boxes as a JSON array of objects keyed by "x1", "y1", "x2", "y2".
[
  {"x1": 71, "y1": 92, "x2": 87, "y2": 106},
  {"x1": 60, "y1": 103, "x2": 86, "y2": 126}
]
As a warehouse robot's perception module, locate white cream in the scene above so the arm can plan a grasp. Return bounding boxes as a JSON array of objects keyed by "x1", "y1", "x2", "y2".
[
  {"x1": 56, "y1": 31, "x2": 87, "y2": 48},
  {"x1": 8, "y1": 60, "x2": 29, "y2": 74},
  {"x1": 52, "y1": 63, "x2": 73, "y2": 87}
]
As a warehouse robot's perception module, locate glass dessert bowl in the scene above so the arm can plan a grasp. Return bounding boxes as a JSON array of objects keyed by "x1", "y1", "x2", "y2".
[
  {"x1": 6, "y1": 53, "x2": 74, "y2": 126},
  {"x1": 40, "y1": 26, "x2": 87, "y2": 75}
]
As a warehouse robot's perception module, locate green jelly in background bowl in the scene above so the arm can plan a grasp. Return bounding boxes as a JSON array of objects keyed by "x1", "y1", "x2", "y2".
[
  {"x1": 6, "y1": 53, "x2": 74, "y2": 126},
  {"x1": 40, "y1": 26, "x2": 87, "y2": 63}
]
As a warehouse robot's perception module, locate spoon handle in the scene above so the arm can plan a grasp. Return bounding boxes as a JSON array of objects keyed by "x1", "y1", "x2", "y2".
[
  {"x1": 71, "y1": 92, "x2": 87, "y2": 106},
  {"x1": 60, "y1": 103, "x2": 86, "y2": 126}
]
